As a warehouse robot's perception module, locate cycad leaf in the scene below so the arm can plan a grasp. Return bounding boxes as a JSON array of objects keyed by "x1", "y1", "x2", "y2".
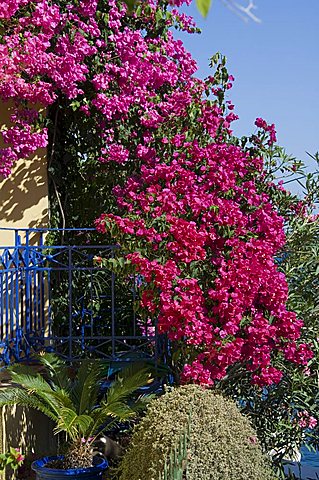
[
  {"x1": 0, "y1": 388, "x2": 58, "y2": 422},
  {"x1": 130, "y1": 394, "x2": 155, "y2": 413},
  {"x1": 8, "y1": 373, "x2": 74, "y2": 414},
  {"x1": 100, "y1": 400, "x2": 136, "y2": 420},
  {"x1": 71, "y1": 360, "x2": 104, "y2": 415},
  {"x1": 38, "y1": 353, "x2": 70, "y2": 390},
  {"x1": 38, "y1": 353, "x2": 64, "y2": 371},
  {"x1": 89, "y1": 402, "x2": 136, "y2": 437},
  {"x1": 7, "y1": 364, "x2": 39, "y2": 377},
  {"x1": 43, "y1": 389, "x2": 74, "y2": 410},
  {"x1": 10, "y1": 373, "x2": 52, "y2": 392},
  {"x1": 106, "y1": 363, "x2": 151, "y2": 408},
  {"x1": 54, "y1": 408, "x2": 93, "y2": 440}
]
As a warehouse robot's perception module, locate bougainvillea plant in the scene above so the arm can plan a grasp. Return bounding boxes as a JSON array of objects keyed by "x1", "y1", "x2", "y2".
[
  {"x1": 0, "y1": 0, "x2": 314, "y2": 389},
  {"x1": 95, "y1": 67, "x2": 314, "y2": 387}
]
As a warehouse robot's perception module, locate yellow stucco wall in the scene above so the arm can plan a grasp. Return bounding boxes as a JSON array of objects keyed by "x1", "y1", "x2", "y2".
[
  {"x1": 0, "y1": 403, "x2": 57, "y2": 480},
  {"x1": 0, "y1": 102, "x2": 49, "y2": 246},
  {"x1": 0, "y1": 103, "x2": 52, "y2": 477}
]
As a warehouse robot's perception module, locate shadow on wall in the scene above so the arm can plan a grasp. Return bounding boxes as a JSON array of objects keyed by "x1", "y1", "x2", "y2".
[
  {"x1": 1, "y1": 402, "x2": 57, "y2": 480},
  {"x1": 0, "y1": 158, "x2": 48, "y2": 224},
  {"x1": 0, "y1": 101, "x2": 49, "y2": 246}
]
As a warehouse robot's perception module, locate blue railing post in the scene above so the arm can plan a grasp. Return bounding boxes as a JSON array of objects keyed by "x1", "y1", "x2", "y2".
[
  {"x1": 111, "y1": 249, "x2": 116, "y2": 359},
  {"x1": 68, "y1": 246, "x2": 73, "y2": 362},
  {"x1": 24, "y1": 229, "x2": 31, "y2": 359}
]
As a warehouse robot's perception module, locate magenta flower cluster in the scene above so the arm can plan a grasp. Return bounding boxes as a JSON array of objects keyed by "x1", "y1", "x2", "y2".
[{"x1": 297, "y1": 411, "x2": 317, "y2": 430}]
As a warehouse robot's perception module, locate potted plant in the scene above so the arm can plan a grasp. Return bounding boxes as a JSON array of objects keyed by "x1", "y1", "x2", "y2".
[{"x1": 0, "y1": 353, "x2": 151, "y2": 479}]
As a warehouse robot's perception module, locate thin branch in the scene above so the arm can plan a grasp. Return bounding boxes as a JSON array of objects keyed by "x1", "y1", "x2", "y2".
[
  {"x1": 47, "y1": 103, "x2": 66, "y2": 242},
  {"x1": 51, "y1": 176, "x2": 66, "y2": 234},
  {"x1": 48, "y1": 103, "x2": 59, "y2": 170},
  {"x1": 283, "y1": 176, "x2": 306, "y2": 186}
]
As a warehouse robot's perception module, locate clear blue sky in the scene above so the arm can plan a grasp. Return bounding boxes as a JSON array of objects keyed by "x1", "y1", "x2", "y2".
[{"x1": 177, "y1": 0, "x2": 319, "y2": 174}]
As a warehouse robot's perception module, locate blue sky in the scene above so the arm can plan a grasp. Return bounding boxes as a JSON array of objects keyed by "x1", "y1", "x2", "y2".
[{"x1": 177, "y1": 0, "x2": 319, "y2": 175}]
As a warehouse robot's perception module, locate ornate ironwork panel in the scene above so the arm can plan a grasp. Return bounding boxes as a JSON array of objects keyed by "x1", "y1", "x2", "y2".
[{"x1": 0, "y1": 228, "x2": 164, "y2": 365}]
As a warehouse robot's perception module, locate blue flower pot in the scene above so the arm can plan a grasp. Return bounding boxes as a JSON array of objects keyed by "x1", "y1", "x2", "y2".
[{"x1": 31, "y1": 455, "x2": 108, "y2": 479}]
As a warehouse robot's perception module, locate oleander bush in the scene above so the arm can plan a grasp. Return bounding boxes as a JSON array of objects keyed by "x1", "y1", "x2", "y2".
[{"x1": 118, "y1": 384, "x2": 276, "y2": 480}]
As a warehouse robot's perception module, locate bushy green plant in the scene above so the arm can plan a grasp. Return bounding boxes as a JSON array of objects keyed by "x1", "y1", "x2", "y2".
[
  {"x1": 118, "y1": 384, "x2": 276, "y2": 480},
  {"x1": 0, "y1": 354, "x2": 151, "y2": 470}
]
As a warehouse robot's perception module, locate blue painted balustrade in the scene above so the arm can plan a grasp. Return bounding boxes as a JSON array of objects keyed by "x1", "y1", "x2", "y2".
[{"x1": 0, "y1": 227, "x2": 164, "y2": 366}]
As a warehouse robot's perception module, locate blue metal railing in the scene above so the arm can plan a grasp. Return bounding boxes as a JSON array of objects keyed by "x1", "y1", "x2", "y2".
[{"x1": 0, "y1": 228, "x2": 164, "y2": 366}]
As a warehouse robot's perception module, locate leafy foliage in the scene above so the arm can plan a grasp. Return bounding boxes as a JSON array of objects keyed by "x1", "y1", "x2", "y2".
[
  {"x1": 123, "y1": 0, "x2": 213, "y2": 18},
  {"x1": 2, "y1": 0, "x2": 319, "y2": 469},
  {"x1": 96, "y1": 53, "x2": 312, "y2": 388},
  {"x1": 217, "y1": 148, "x2": 319, "y2": 474}
]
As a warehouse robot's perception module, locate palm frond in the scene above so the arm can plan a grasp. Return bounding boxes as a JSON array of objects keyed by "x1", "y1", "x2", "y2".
[
  {"x1": 38, "y1": 353, "x2": 70, "y2": 390},
  {"x1": 54, "y1": 407, "x2": 93, "y2": 440},
  {"x1": 100, "y1": 400, "x2": 137, "y2": 420},
  {"x1": 86, "y1": 365, "x2": 151, "y2": 438},
  {"x1": 38, "y1": 353, "x2": 64, "y2": 371},
  {"x1": 10, "y1": 373, "x2": 52, "y2": 392},
  {"x1": 0, "y1": 359, "x2": 152, "y2": 446},
  {"x1": 7, "y1": 364, "x2": 39, "y2": 377},
  {"x1": 87, "y1": 402, "x2": 136, "y2": 439},
  {"x1": 8, "y1": 373, "x2": 75, "y2": 415},
  {"x1": 71, "y1": 360, "x2": 104, "y2": 415},
  {"x1": 130, "y1": 394, "x2": 155, "y2": 414},
  {"x1": 0, "y1": 388, "x2": 59, "y2": 423},
  {"x1": 41, "y1": 389, "x2": 74, "y2": 410},
  {"x1": 106, "y1": 363, "x2": 152, "y2": 408}
]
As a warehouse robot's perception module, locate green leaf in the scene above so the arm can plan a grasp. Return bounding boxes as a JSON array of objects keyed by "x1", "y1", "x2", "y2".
[
  {"x1": 155, "y1": 9, "x2": 163, "y2": 22},
  {"x1": 38, "y1": 353, "x2": 70, "y2": 390},
  {"x1": 96, "y1": 401, "x2": 137, "y2": 421},
  {"x1": 195, "y1": 0, "x2": 212, "y2": 18},
  {"x1": 123, "y1": 0, "x2": 136, "y2": 12},
  {"x1": 106, "y1": 363, "x2": 151, "y2": 408},
  {"x1": 71, "y1": 360, "x2": 104, "y2": 415},
  {"x1": 10, "y1": 373, "x2": 51, "y2": 392},
  {"x1": 7, "y1": 364, "x2": 38, "y2": 378},
  {"x1": 54, "y1": 408, "x2": 93, "y2": 440},
  {"x1": 0, "y1": 388, "x2": 59, "y2": 423}
]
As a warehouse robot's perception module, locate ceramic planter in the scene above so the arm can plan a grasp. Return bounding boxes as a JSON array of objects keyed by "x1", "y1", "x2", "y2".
[{"x1": 31, "y1": 455, "x2": 108, "y2": 480}]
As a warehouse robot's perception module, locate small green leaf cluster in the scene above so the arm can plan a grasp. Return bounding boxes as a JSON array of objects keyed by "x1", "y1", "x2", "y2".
[
  {"x1": 122, "y1": 0, "x2": 213, "y2": 18},
  {"x1": 0, "y1": 446, "x2": 24, "y2": 474},
  {"x1": 118, "y1": 384, "x2": 276, "y2": 480}
]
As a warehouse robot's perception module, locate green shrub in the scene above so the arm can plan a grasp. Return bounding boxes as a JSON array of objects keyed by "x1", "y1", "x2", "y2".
[{"x1": 118, "y1": 385, "x2": 276, "y2": 480}]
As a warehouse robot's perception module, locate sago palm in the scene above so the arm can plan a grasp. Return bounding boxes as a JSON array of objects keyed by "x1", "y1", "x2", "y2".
[{"x1": 0, "y1": 353, "x2": 152, "y2": 469}]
